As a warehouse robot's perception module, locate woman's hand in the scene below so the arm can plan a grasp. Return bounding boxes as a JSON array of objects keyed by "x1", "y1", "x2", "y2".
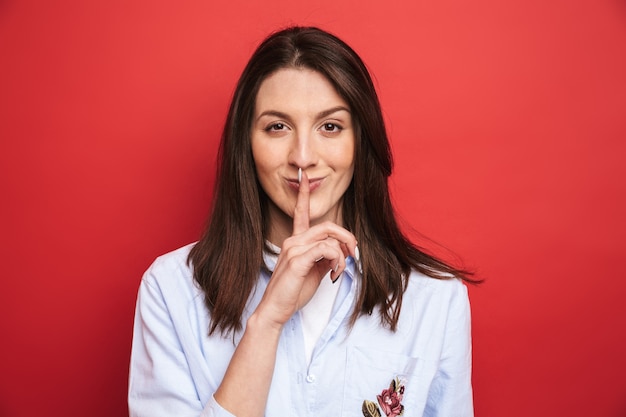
[{"x1": 255, "y1": 171, "x2": 358, "y2": 330}]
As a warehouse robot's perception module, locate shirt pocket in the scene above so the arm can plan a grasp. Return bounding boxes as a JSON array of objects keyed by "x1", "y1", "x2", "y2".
[{"x1": 342, "y1": 346, "x2": 437, "y2": 417}]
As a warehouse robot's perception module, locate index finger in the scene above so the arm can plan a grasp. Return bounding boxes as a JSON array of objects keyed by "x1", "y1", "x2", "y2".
[{"x1": 292, "y1": 168, "x2": 310, "y2": 235}]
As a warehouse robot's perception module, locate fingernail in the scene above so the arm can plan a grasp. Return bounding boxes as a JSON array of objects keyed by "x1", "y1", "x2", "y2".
[
  {"x1": 298, "y1": 168, "x2": 302, "y2": 184},
  {"x1": 333, "y1": 263, "x2": 339, "y2": 272},
  {"x1": 354, "y1": 246, "x2": 363, "y2": 275}
]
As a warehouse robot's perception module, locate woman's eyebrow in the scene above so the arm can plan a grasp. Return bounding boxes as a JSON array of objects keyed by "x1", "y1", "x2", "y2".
[
  {"x1": 316, "y1": 106, "x2": 351, "y2": 119},
  {"x1": 255, "y1": 110, "x2": 291, "y2": 122}
]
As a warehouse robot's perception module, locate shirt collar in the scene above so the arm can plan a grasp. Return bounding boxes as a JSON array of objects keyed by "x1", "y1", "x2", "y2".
[{"x1": 262, "y1": 241, "x2": 280, "y2": 273}]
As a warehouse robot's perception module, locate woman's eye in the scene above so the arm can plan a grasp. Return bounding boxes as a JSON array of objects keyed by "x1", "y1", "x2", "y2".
[
  {"x1": 321, "y1": 123, "x2": 341, "y2": 132},
  {"x1": 266, "y1": 123, "x2": 285, "y2": 132}
]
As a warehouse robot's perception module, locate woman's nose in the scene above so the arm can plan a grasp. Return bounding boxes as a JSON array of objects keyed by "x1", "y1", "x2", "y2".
[{"x1": 288, "y1": 131, "x2": 318, "y2": 168}]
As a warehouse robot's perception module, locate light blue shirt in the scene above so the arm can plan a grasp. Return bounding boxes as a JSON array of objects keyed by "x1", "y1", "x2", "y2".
[{"x1": 129, "y1": 244, "x2": 473, "y2": 417}]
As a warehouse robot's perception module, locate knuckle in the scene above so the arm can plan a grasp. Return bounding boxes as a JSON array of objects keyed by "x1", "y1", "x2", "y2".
[
  {"x1": 286, "y1": 257, "x2": 298, "y2": 268},
  {"x1": 283, "y1": 236, "x2": 297, "y2": 249}
]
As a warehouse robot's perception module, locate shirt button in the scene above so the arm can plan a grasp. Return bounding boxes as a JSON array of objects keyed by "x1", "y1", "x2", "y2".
[{"x1": 305, "y1": 374, "x2": 316, "y2": 383}]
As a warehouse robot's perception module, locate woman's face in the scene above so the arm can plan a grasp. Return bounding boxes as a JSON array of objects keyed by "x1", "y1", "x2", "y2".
[{"x1": 251, "y1": 68, "x2": 355, "y2": 244}]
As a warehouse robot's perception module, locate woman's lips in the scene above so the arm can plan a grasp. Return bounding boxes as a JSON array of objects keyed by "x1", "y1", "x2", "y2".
[{"x1": 287, "y1": 177, "x2": 324, "y2": 191}]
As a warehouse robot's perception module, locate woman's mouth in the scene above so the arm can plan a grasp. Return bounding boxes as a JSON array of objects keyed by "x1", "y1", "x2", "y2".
[{"x1": 287, "y1": 177, "x2": 324, "y2": 192}]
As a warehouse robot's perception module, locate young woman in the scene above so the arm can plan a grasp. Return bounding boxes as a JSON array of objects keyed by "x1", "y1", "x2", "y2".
[{"x1": 129, "y1": 26, "x2": 475, "y2": 417}]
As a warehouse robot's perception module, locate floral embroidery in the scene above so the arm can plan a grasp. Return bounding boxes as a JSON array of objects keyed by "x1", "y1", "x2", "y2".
[{"x1": 362, "y1": 377, "x2": 405, "y2": 417}]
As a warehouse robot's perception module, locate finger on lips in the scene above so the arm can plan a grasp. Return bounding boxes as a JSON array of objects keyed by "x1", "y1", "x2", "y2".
[
  {"x1": 291, "y1": 168, "x2": 358, "y2": 280},
  {"x1": 292, "y1": 168, "x2": 310, "y2": 236}
]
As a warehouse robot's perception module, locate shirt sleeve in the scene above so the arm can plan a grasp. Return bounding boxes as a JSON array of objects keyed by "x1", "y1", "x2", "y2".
[
  {"x1": 424, "y1": 280, "x2": 474, "y2": 417},
  {"x1": 128, "y1": 263, "x2": 235, "y2": 417}
]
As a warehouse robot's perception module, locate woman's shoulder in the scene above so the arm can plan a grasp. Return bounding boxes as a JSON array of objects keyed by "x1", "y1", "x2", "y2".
[
  {"x1": 149, "y1": 243, "x2": 195, "y2": 270},
  {"x1": 141, "y1": 243, "x2": 198, "y2": 294},
  {"x1": 395, "y1": 270, "x2": 471, "y2": 339},
  {"x1": 405, "y1": 268, "x2": 469, "y2": 303}
]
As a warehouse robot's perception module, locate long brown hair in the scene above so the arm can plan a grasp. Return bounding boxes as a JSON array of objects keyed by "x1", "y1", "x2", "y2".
[{"x1": 189, "y1": 26, "x2": 473, "y2": 336}]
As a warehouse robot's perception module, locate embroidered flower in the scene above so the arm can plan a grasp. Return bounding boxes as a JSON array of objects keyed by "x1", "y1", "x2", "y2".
[{"x1": 362, "y1": 377, "x2": 405, "y2": 417}]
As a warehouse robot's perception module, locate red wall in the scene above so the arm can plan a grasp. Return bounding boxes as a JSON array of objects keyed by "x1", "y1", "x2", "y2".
[{"x1": 1, "y1": 1, "x2": 625, "y2": 416}]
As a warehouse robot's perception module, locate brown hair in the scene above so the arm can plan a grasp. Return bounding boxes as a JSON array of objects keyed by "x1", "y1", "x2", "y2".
[{"x1": 189, "y1": 26, "x2": 473, "y2": 336}]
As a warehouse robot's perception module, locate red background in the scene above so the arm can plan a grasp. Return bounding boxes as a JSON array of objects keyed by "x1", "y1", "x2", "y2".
[{"x1": 1, "y1": 1, "x2": 625, "y2": 416}]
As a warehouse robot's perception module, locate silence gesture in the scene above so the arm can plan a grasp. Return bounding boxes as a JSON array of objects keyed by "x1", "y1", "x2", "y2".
[{"x1": 256, "y1": 169, "x2": 358, "y2": 329}]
